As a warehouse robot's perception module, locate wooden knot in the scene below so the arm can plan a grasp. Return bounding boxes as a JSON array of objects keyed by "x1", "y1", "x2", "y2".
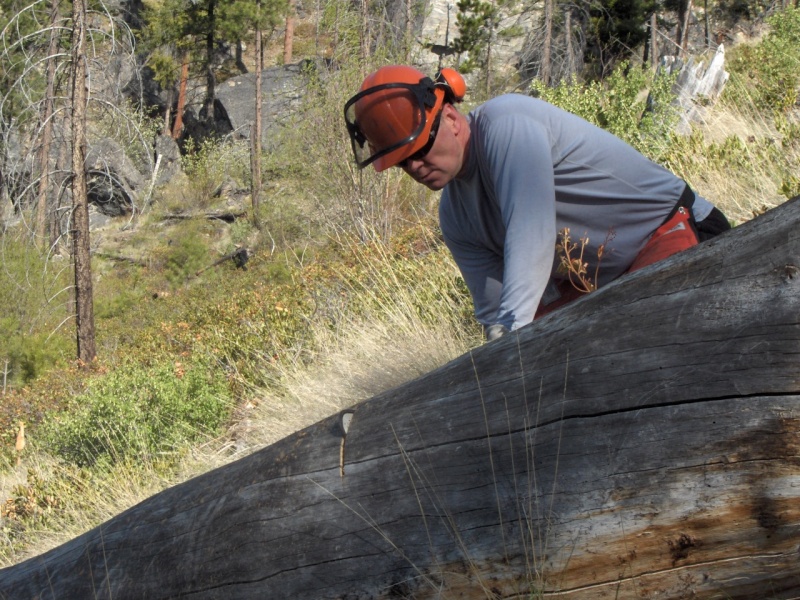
[{"x1": 782, "y1": 264, "x2": 799, "y2": 283}]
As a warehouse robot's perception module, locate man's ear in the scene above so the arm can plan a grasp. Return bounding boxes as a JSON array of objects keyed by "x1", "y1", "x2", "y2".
[{"x1": 441, "y1": 103, "x2": 463, "y2": 135}]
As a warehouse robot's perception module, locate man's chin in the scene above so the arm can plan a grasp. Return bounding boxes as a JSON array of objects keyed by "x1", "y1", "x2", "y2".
[
  {"x1": 424, "y1": 180, "x2": 445, "y2": 191},
  {"x1": 419, "y1": 174, "x2": 451, "y2": 191}
]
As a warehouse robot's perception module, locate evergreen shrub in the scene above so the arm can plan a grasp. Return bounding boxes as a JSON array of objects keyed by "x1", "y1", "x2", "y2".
[
  {"x1": 530, "y1": 62, "x2": 679, "y2": 160},
  {"x1": 725, "y1": 7, "x2": 800, "y2": 114},
  {"x1": 163, "y1": 220, "x2": 214, "y2": 288},
  {"x1": 0, "y1": 236, "x2": 72, "y2": 388},
  {"x1": 41, "y1": 359, "x2": 233, "y2": 470}
]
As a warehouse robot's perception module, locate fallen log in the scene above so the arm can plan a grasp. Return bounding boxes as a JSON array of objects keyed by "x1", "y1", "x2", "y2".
[{"x1": 2, "y1": 197, "x2": 799, "y2": 600}]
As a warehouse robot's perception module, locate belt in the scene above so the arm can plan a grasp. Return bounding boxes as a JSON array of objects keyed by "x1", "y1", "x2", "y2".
[{"x1": 663, "y1": 183, "x2": 696, "y2": 224}]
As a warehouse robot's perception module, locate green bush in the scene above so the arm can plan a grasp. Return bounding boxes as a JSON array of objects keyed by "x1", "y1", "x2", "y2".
[
  {"x1": 0, "y1": 235, "x2": 72, "y2": 387},
  {"x1": 164, "y1": 221, "x2": 213, "y2": 287},
  {"x1": 725, "y1": 7, "x2": 800, "y2": 114},
  {"x1": 1, "y1": 329, "x2": 71, "y2": 384},
  {"x1": 530, "y1": 62, "x2": 679, "y2": 160},
  {"x1": 41, "y1": 359, "x2": 233, "y2": 469},
  {"x1": 181, "y1": 138, "x2": 251, "y2": 207}
]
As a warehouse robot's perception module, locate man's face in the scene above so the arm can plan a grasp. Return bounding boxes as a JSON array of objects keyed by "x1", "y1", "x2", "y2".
[{"x1": 398, "y1": 105, "x2": 465, "y2": 191}]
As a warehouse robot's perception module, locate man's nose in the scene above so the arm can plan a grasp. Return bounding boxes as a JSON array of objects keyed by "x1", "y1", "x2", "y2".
[{"x1": 401, "y1": 158, "x2": 424, "y2": 173}]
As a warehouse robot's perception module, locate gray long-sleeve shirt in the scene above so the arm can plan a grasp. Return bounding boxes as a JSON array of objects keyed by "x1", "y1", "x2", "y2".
[{"x1": 439, "y1": 94, "x2": 713, "y2": 332}]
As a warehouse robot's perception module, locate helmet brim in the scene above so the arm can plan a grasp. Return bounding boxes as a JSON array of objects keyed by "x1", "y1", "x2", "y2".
[{"x1": 344, "y1": 79, "x2": 444, "y2": 171}]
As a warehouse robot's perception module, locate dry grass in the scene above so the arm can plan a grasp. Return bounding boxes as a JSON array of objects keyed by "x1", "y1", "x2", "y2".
[
  {"x1": 685, "y1": 107, "x2": 797, "y2": 223},
  {"x1": 0, "y1": 454, "x2": 172, "y2": 567},
  {"x1": 224, "y1": 244, "x2": 480, "y2": 456},
  {"x1": 666, "y1": 65, "x2": 800, "y2": 224}
]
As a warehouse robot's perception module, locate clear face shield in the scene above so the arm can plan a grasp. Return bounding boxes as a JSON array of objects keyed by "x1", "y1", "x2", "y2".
[{"x1": 343, "y1": 78, "x2": 438, "y2": 170}]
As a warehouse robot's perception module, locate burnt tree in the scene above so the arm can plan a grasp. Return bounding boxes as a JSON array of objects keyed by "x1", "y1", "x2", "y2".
[{"x1": 2, "y1": 197, "x2": 800, "y2": 599}]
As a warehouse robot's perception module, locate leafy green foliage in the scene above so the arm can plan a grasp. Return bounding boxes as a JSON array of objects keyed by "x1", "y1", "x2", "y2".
[
  {"x1": 41, "y1": 359, "x2": 233, "y2": 469},
  {"x1": 530, "y1": 62, "x2": 679, "y2": 159},
  {"x1": 452, "y1": 0, "x2": 499, "y2": 75},
  {"x1": 0, "y1": 235, "x2": 72, "y2": 388},
  {"x1": 315, "y1": 0, "x2": 363, "y2": 61},
  {"x1": 180, "y1": 138, "x2": 252, "y2": 206},
  {"x1": 725, "y1": 7, "x2": 800, "y2": 113},
  {"x1": 139, "y1": 0, "x2": 288, "y2": 108},
  {"x1": 2, "y1": 331, "x2": 71, "y2": 385},
  {"x1": 586, "y1": 0, "x2": 655, "y2": 78},
  {"x1": 162, "y1": 221, "x2": 215, "y2": 288}
]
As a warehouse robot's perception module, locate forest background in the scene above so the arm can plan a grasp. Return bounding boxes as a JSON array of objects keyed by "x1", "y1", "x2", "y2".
[{"x1": 0, "y1": 0, "x2": 799, "y2": 576}]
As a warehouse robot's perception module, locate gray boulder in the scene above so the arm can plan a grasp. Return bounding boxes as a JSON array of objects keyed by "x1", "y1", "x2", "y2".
[
  {"x1": 85, "y1": 138, "x2": 145, "y2": 216},
  {"x1": 215, "y1": 63, "x2": 307, "y2": 145},
  {"x1": 153, "y1": 134, "x2": 182, "y2": 188}
]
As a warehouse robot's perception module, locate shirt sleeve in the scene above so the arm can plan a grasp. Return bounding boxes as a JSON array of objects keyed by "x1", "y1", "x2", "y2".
[
  {"x1": 479, "y1": 112, "x2": 558, "y2": 331},
  {"x1": 439, "y1": 226, "x2": 505, "y2": 327}
]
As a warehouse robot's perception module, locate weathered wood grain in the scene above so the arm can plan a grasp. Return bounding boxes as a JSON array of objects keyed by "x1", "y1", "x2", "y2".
[{"x1": 2, "y1": 197, "x2": 799, "y2": 599}]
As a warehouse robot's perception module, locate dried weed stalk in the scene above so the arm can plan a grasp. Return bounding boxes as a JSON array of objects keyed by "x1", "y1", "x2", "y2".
[{"x1": 555, "y1": 228, "x2": 615, "y2": 294}]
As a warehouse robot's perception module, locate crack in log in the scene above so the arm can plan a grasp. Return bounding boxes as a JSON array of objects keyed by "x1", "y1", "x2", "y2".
[
  {"x1": 343, "y1": 394, "x2": 800, "y2": 470},
  {"x1": 533, "y1": 550, "x2": 799, "y2": 597}
]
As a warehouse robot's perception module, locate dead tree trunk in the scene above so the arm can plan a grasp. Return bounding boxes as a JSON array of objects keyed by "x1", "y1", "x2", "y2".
[
  {"x1": 2, "y1": 198, "x2": 800, "y2": 599},
  {"x1": 251, "y1": 5, "x2": 263, "y2": 229},
  {"x1": 35, "y1": 0, "x2": 60, "y2": 248},
  {"x1": 70, "y1": 0, "x2": 95, "y2": 363},
  {"x1": 541, "y1": 0, "x2": 553, "y2": 86},
  {"x1": 283, "y1": 0, "x2": 295, "y2": 64},
  {"x1": 171, "y1": 52, "x2": 189, "y2": 140}
]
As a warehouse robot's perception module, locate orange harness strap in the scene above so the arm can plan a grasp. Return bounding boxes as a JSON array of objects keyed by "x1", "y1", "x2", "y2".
[{"x1": 627, "y1": 205, "x2": 699, "y2": 273}]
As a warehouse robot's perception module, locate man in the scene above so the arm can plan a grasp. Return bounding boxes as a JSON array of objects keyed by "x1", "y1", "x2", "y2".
[{"x1": 344, "y1": 65, "x2": 730, "y2": 340}]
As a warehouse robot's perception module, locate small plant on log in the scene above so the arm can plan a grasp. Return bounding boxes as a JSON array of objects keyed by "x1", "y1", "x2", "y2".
[{"x1": 555, "y1": 228, "x2": 613, "y2": 294}]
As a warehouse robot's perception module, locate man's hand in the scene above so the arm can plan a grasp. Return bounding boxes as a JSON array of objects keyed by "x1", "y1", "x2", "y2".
[{"x1": 485, "y1": 323, "x2": 509, "y2": 341}]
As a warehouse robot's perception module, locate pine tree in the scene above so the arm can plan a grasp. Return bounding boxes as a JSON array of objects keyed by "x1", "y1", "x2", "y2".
[{"x1": 452, "y1": 0, "x2": 499, "y2": 93}]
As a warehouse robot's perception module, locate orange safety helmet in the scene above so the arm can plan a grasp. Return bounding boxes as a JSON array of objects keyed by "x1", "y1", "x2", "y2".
[{"x1": 344, "y1": 66, "x2": 466, "y2": 172}]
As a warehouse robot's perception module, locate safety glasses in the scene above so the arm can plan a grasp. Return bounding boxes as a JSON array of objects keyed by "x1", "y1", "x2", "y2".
[
  {"x1": 398, "y1": 108, "x2": 442, "y2": 167},
  {"x1": 343, "y1": 78, "x2": 438, "y2": 169}
]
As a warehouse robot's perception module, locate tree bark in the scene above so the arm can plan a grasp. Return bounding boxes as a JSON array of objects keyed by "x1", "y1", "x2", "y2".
[
  {"x1": 162, "y1": 87, "x2": 173, "y2": 136},
  {"x1": 541, "y1": 0, "x2": 553, "y2": 86},
  {"x1": 204, "y1": 0, "x2": 217, "y2": 123},
  {"x1": 172, "y1": 52, "x2": 189, "y2": 139},
  {"x1": 651, "y1": 12, "x2": 658, "y2": 69},
  {"x1": 2, "y1": 197, "x2": 800, "y2": 598},
  {"x1": 36, "y1": 0, "x2": 61, "y2": 249},
  {"x1": 283, "y1": 0, "x2": 295, "y2": 64},
  {"x1": 565, "y1": 8, "x2": 574, "y2": 80},
  {"x1": 676, "y1": 0, "x2": 687, "y2": 48},
  {"x1": 69, "y1": 0, "x2": 95, "y2": 363},
  {"x1": 679, "y1": 0, "x2": 693, "y2": 58},
  {"x1": 251, "y1": 8, "x2": 263, "y2": 229}
]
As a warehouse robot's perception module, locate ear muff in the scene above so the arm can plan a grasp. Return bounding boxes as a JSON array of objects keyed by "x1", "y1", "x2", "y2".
[{"x1": 434, "y1": 68, "x2": 466, "y2": 103}]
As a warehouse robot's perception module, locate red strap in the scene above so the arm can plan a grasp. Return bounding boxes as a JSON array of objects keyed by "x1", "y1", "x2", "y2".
[{"x1": 628, "y1": 207, "x2": 699, "y2": 273}]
